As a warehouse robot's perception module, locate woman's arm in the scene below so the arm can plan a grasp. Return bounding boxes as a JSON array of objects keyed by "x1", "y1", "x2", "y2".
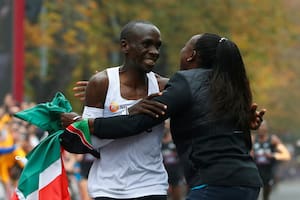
[{"x1": 90, "y1": 72, "x2": 192, "y2": 139}]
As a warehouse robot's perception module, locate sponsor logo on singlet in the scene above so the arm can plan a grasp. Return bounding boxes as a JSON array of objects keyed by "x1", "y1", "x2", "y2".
[{"x1": 109, "y1": 101, "x2": 119, "y2": 112}]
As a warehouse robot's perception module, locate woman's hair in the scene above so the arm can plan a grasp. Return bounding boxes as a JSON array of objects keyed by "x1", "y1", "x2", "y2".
[{"x1": 195, "y1": 33, "x2": 252, "y2": 128}]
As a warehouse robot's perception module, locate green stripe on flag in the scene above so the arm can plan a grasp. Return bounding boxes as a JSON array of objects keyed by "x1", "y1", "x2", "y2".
[
  {"x1": 17, "y1": 131, "x2": 63, "y2": 197},
  {"x1": 72, "y1": 119, "x2": 91, "y2": 143}
]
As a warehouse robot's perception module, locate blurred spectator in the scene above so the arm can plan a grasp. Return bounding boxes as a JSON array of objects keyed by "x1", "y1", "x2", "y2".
[
  {"x1": 0, "y1": 117, "x2": 26, "y2": 199},
  {"x1": 252, "y1": 121, "x2": 291, "y2": 200},
  {"x1": 3, "y1": 93, "x2": 16, "y2": 111},
  {"x1": 161, "y1": 119, "x2": 186, "y2": 200},
  {"x1": 77, "y1": 154, "x2": 94, "y2": 200},
  {"x1": 0, "y1": 93, "x2": 42, "y2": 199},
  {"x1": 62, "y1": 151, "x2": 81, "y2": 200}
]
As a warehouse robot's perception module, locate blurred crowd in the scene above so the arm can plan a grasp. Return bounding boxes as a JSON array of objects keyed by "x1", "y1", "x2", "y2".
[
  {"x1": 0, "y1": 93, "x2": 43, "y2": 199},
  {"x1": 0, "y1": 94, "x2": 37, "y2": 199}
]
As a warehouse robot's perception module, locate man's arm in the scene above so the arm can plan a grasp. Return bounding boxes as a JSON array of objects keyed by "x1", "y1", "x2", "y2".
[
  {"x1": 82, "y1": 70, "x2": 118, "y2": 148},
  {"x1": 85, "y1": 71, "x2": 108, "y2": 108}
]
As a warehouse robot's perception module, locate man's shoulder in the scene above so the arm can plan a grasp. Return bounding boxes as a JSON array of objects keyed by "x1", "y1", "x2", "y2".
[
  {"x1": 85, "y1": 69, "x2": 109, "y2": 107},
  {"x1": 270, "y1": 134, "x2": 282, "y2": 145},
  {"x1": 154, "y1": 73, "x2": 169, "y2": 91},
  {"x1": 89, "y1": 69, "x2": 108, "y2": 84},
  {"x1": 155, "y1": 73, "x2": 169, "y2": 83},
  {"x1": 90, "y1": 66, "x2": 121, "y2": 82}
]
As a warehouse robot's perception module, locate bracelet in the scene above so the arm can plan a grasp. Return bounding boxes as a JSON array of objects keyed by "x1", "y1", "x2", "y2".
[{"x1": 72, "y1": 116, "x2": 82, "y2": 122}]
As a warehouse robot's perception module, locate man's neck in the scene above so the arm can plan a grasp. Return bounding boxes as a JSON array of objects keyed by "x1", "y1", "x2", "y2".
[
  {"x1": 119, "y1": 65, "x2": 149, "y2": 100},
  {"x1": 119, "y1": 65, "x2": 148, "y2": 87}
]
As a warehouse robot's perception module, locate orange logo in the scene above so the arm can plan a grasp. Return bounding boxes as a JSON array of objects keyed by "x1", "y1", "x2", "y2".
[{"x1": 109, "y1": 102, "x2": 119, "y2": 112}]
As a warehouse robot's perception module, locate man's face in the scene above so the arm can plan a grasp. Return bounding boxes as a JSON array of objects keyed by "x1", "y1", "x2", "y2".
[{"x1": 126, "y1": 24, "x2": 162, "y2": 73}]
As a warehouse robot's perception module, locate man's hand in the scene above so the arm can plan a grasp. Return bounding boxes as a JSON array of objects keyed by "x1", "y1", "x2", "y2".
[
  {"x1": 60, "y1": 112, "x2": 82, "y2": 128},
  {"x1": 250, "y1": 103, "x2": 266, "y2": 130},
  {"x1": 73, "y1": 81, "x2": 89, "y2": 101},
  {"x1": 128, "y1": 92, "x2": 167, "y2": 118}
]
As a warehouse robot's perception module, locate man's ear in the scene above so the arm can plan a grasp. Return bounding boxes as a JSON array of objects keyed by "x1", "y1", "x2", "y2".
[
  {"x1": 186, "y1": 50, "x2": 196, "y2": 62},
  {"x1": 121, "y1": 39, "x2": 129, "y2": 53}
]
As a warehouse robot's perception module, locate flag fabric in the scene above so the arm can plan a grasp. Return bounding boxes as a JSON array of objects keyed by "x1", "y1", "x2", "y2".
[
  {"x1": 14, "y1": 92, "x2": 72, "y2": 134},
  {"x1": 12, "y1": 92, "x2": 72, "y2": 200},
  {"x1": 60, "y1": 119, "x2": 100, "y2": 158},
  {"x1": 11, "y1": 132, "x2": 70, "y2": 200}
]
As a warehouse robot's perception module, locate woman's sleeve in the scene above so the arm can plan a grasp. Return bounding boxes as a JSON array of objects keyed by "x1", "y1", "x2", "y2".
[{"x1": 93, "y1": 72, "x2": 192, "y2": 139}]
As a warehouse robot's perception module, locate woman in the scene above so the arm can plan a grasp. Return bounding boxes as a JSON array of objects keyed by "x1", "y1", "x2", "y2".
[{"x1": 62, "y1": 33, "x2": 263, "y2": 200}]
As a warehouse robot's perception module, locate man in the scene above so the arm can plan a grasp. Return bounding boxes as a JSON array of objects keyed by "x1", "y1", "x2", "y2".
[
  {"x1": 252, "y1": 121, "x2": 291, "y2": 200},
  {"x1": 78, "y1": 20, "x2": 169, "y2": 200}
]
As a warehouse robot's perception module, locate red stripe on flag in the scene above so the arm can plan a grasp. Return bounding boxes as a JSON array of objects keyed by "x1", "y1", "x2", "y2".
[
  {"x1": 66, "y1": 125, "x2": 93, "y2": 149},
  {"x1": 38, "y1": 157, "x2": 70, "y2": 200},
  {"x1": 11, "y1": 192, "x2": 19, "y2": 200}
]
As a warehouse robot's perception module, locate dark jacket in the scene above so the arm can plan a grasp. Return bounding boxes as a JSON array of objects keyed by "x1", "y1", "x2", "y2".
[{"x1": 93, "y1": 68, "x2": 263, "y2": 188}]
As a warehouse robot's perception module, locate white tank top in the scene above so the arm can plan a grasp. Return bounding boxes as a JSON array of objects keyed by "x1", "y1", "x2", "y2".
[{"x1": 88, "y1": 67, "x2": 168, "y2": 198}]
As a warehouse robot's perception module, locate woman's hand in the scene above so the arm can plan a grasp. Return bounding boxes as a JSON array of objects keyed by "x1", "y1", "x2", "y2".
[
  {"x1": 250, "y1": 103, "x2": 266, "y2": 130},
  {"x1": 128, "y1": 92, "x2": 167, "y2": 118},
  {"x1": 73, "y1": 81, "x2": 89, "y2": 101}
]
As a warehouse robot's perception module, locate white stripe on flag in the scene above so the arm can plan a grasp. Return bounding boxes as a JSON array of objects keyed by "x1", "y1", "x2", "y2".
[
  {"x1": 15, "y1": 188, "x2": 38, "y2": 200},
  {"x1": 39, "y1": 158, "x2": 62, "y2": 189},
  {"x1": 25, "y1": 190, "x2": 38, "y2": 200},
  {"x1": 15, "y1": 188, "x2": 26, "y2": 200}
]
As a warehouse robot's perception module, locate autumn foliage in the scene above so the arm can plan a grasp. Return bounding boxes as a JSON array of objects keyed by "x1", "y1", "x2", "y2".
[{"x1": 24, "y1": 0, "x2": 300, "y2": 135}]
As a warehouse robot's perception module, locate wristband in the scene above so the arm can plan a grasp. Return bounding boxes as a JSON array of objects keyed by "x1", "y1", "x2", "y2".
[{"x1": 72, "y1": 116, "x2": 82, "y2": 122}]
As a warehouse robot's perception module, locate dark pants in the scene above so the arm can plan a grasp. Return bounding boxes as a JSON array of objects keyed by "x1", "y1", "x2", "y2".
[
  {"x1": 95, "y1": 195, "x2": 167, "y2": 200},
  {"x1": 186, "y1": 185, "x2": 260, "y2": 200}
]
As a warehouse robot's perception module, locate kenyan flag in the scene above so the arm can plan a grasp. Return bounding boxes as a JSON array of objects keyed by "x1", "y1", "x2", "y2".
[
  {"x1": 10, "y1": 92, "x2": 97, "y2": 199},
  {"x1": 11, "y1": 132, "x2": 70, "y2": 200}
]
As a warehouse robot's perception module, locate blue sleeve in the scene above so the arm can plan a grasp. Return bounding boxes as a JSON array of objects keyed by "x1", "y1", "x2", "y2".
[{"x1": 0, "y1": 145, "x2": 16, "y2": 155}]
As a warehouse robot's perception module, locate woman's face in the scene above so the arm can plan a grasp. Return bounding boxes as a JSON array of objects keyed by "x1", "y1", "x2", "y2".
[{"x1": 179, "y1": 34, "x2": 202, "y2": 70}]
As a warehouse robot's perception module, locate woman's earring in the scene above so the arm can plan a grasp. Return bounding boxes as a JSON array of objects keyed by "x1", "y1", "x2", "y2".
[{"x1": 186, "y1": 50, "x2": 196, "y2": 62}]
